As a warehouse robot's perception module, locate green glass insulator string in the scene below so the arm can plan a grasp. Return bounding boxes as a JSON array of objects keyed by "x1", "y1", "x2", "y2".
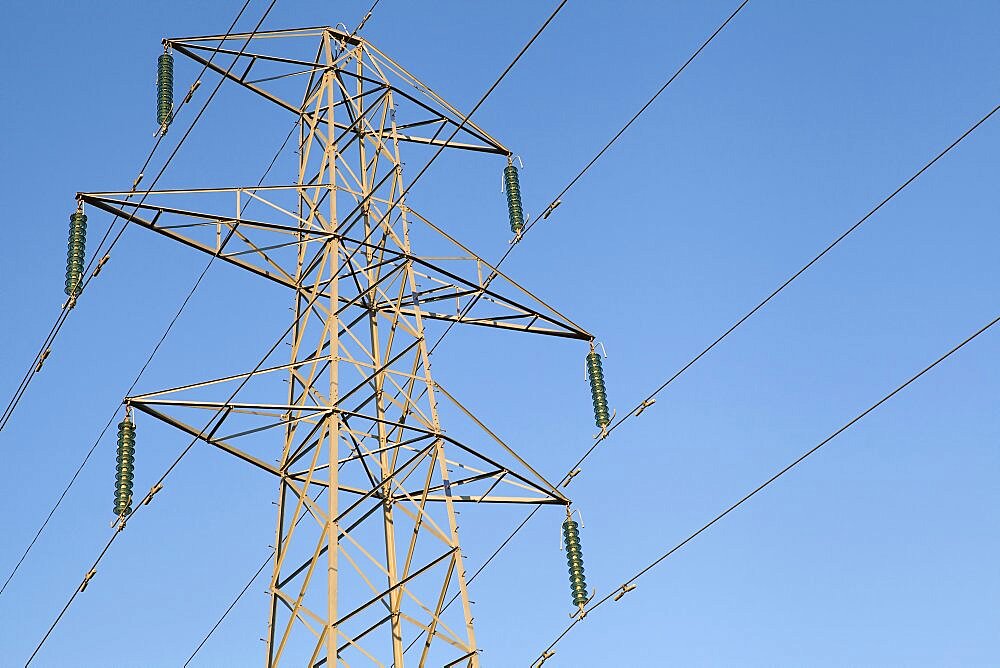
[
  {"x1": 64, "y1": 210, "x2": 87, "y2": 297},
  {"x1": 157, "y1": 50, "x2": 174, "y2": 131},
  {"x1": 562, "y1": 515, "x2": 588, "y2": 613},
  {"x1": 586, "y1": 347, "x2": 611, "y2": 429},
  {"x1": 114, "y1": 415, "x2": 136, "y2": 517},
  {"x1": 503, "y1": 160, "x2": 525, "y2": 236}
]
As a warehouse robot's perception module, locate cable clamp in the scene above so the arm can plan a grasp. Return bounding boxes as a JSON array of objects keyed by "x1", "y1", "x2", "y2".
[
  {"x1": 635, "y1": 398, "x2": 656, "y2": 417},
  {"x1": 562, "y1": 468, "x2": 581, "y2": 488},
  {"x1": 532, "y1": 650, "x2": 555, "y2": 667},
  {"x1": 131, "y1": 173, "x2": 144, "y2": 192},
  {"x1": 92, "y1": 254, "x2": 111, "y2": 278},
  {"x1": 143, "y1": 482, "x2": 163, "y2": 506},
  {"x1": 613, "y1": 583, "x2": 636, "y2": 602},
  {"x1": 79, "y1": 569, "x2": 96, "y2": 593},
  {"x1": 183, "y1": 80, "x2": 201, "y2": 105},
  {"x1": 35, "y1": 348, "x2": 51, "y2": 373},
  {"x1": 355, "y1": 11, "x2": 373, "y2": 32},
  {"x1": 542, "y1": 199, "x2": 561, "y2": 219}
]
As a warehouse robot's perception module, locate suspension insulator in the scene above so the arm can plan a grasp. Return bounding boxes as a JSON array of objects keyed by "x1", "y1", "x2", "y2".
[
  {"x1": 114, "y1": 417, "x2": 136, "y2": 517},
  {"x1": 586, "y1": 350, "x2": 610, "y2": 429},
  {"x1": 64, "y1": 211, "x2": 87, "y2": 297},
  {"x1": 157, "y1": 52, "x2": 174, "y2": 130},
  {"x1": 503, "y1": 162, "x2": 525, "y2": 236},
  {"x1": 562, "y1": 518, "x2": 588, "y2": 609}
]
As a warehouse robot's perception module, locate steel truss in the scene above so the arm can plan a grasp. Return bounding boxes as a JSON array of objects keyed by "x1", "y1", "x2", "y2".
[{"x1": 80, "y1": 26, "x2": 591, "y2": 667}]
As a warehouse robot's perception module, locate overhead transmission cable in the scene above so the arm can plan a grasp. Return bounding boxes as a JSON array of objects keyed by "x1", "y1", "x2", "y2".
[
  {"x1": 0, "y1": 0, "x2": 261, "y2": 437},
  {"x1": 409, "y1": 94, "x2": 1000, "y2": 659},
  {"x1": 427, "y1": 0, "x2": 751, "y2": 353},
  {"x1": 559, "y1": 97, "x2": 1000, "y2": 480},
  {"x1": 20, "y1": 2, "x2": 312, "y2": 662},
  {"x1": 0, "y1": 121, "x2": 298, "y2": 600},
  {"x1": 531, "y1": 310, "x2": 1000, "y2": 664},
  {"x1": 2, "y1": 0, "x2": 287, "y2": 600},
  {"x1": 25, "y1": 273, "x2": 333, "y2": 666},
  {"x1": 25, "y1": 184, "x2": 404, "y2": 664},
  {"x1": 526, "y1": 0, "x2": 751, "y2": 236}
]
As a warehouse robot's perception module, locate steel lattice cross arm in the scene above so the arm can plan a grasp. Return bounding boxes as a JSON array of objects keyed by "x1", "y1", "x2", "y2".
[
  {"x1": 126, "y1": 366, "x2": 569, "y2": 506},
  {"x1": 168, "y1": 26, "x2": 509, "y2": 155},
  {"x1": 82, "y1": 27, "x2": 592, "y2": 667},
  {"x1": 77, "y1": 187, "x2": 591, "y2": 340}
]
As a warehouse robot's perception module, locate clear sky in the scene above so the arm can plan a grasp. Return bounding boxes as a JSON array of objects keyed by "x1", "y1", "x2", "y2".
[{"x1": 1, "y1": 1, "x2": 998, "y2": 666}]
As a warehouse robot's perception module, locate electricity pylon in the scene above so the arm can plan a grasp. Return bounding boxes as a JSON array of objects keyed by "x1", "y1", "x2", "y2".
[{"x1": 80, "y1": 26, "x2": 591, "y2": 667}]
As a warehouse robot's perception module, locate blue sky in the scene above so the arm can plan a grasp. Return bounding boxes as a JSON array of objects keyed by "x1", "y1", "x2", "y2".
[{"x1": 1, "y1": 1, "x2": 998, "y2": 665}]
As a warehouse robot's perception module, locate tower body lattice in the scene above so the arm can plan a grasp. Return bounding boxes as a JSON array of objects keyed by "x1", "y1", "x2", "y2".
[{"x1": 81, "y1": 27, "x2": 590, "y2": 667}]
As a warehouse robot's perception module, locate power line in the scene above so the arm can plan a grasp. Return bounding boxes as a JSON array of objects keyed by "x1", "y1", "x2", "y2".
[
  {"x1": 182, "y1": 552, "x2": 272, "y2": 666},
  {"x1": 27, "y1": 189, "x2": 428, "y2": 662},
  {"x1": 428, "y1": 0, "x2": 751, "y2": 353},
  {"x1": 22, "y1": 3, "x2": 301, "y2": 662},
  {"x1": 353, "y1": 0, "x2": 384, "y2": 34},
  {"x1": 0, "y1": 0, "x2": 266, "y2": 437},
  {"x1": 0, "y1": 121, "x2": 298, "y2": 601},
  {"x1": 400, "y1": 0, "x2": 569, "y2": 195},
  {"x1": 411, "y1": 93, "x2": 1000, "y2": 660},
  {"x1": 528, "y1": 0, "x2": 751, "y2": 236},
  {"x1": 562, "y1": 97, "x2": 1000, "y2": 479},
  {"x1": 532, "y1": 309, "x2": 1000, "y2": 664},
  {"x1": 24, "y1": 238, "x2": 338, "y2": 665},
  {"x1": 182, "y1": 483, "x2": 334, "y2": 665},
  {"x1": 5, "y1": 1, "x2": 397, "y2": 597}
]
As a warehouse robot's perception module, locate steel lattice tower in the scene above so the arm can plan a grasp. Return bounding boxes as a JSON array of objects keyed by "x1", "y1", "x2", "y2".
[{"x1": 80, "y1": 27, "x2": 591, "y2": 667}]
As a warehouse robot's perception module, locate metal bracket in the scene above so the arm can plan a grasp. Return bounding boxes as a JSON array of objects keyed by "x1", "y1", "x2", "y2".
[
  {"x1": 613, "y1": 583, "x2": 636, "y2": 601},
  {"x1": 533, "y1": 650, "x2": 555, "y2": 667},
  {"x1": 79, "y1": 569, "x2": 96, "y2": 593},
  {"x1": 542, "y1": 199, "x2": 561, "y2": 220},
  {"x1": 92, "y1": 254, "x2": 111, "y2": 278},
  {"x1": 143, "y1": 482, "x2": 163, "y2": 506},
  {"x1": 183, "y1": 80, "x2": 201, "y2": 105},
  {"x1": 634, "y1": 398, "x2": 655, "y2": 417},
  {"x1": 35, "y1": 348, "x2": 51, "y2": 373}
]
